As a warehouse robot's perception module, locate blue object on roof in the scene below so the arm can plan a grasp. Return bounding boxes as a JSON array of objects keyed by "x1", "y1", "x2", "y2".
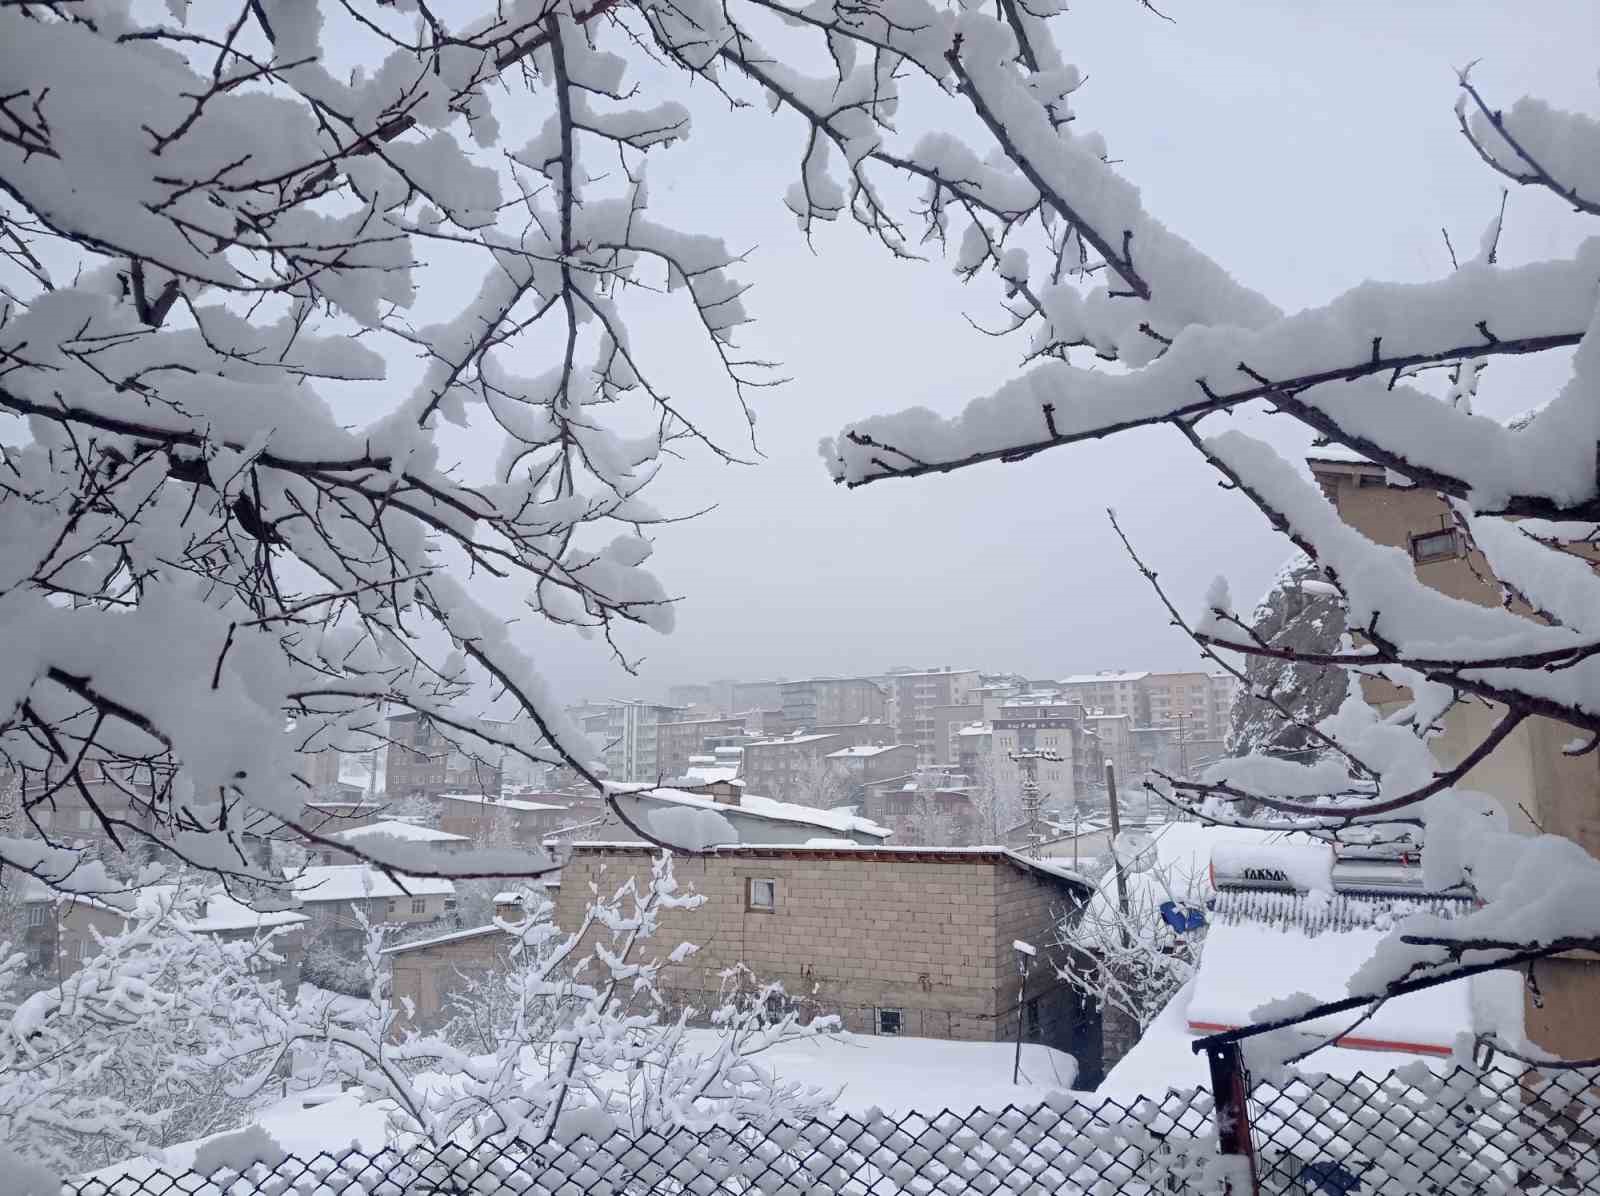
[
  {"x1": 1158, "y1": 900, "x2": 1206, "y2": 934},
  {"x1": 1297, "y1": 1159, "x2": 1364, "y2": 1195}
]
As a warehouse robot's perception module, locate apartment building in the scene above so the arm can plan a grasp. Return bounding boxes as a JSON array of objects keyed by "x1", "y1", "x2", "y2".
[
  {"x1": 1141, "y1": 672, "x2": 1239, "y2": 742},
  {"x1": 1056, "y1": 672, "x2": 1151, "y2": 723},
  {"x1": 436, "y1": 792, "x2": 581, "y2": 847},
  {"x1": 885, "y1": 668, "x2": 980, "y2": 766},
  {"x1": 778, "y1": 677, "x2": 887, "y2": 732},
  {"x1": 384, "y1": 711, "x2": 503, "y2": 800},
  {"x1": 555, "y1": 842, "x2": 1094, "y2": 1054},
  {"x1": 991, "y1": 695, "x2": 1087, "y2": 809},
  {"x1": 655, "y1": 716, "x2": 750, "y2": 782},
  {"x1": 737, "y1": 733, "x2": 848, "y2": 802},
  {"x1": 1306, "y1": 445, "x2": 1600, "y2": 1059}
]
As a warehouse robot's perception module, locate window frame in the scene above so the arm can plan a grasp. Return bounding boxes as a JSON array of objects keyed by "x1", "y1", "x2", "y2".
[
  {"x1": 876, "y1": 1007, "x2": 903, "y2": 1037},
  {"x1": 746, "y1": 877, "x2": 777, "y2": 913},
  {"x1": 410, "y1": 897, "x2": 427, "y2": 915},
  {"x1": 1409, "y1": 527, "x2": 1463, "y2": 564},
  {"x1": 25, "y1": 903, "x2": 47, "y2": 928}
]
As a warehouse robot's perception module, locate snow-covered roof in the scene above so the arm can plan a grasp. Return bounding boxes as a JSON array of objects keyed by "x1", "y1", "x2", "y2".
[
  {"x1": 1305, "y1": 443, "x2": 1377, "y2": 466},
  {"x1": 744, "y1": 733, "x2": 838, "y2": 748},
  {"x1": 1060, "y1": 672, "x2": 1149, "y2": 685},
  {"x1": 437, "y1": 792, "x2": 567, "y2": 813},
  {"x1": 609, "y1": 784, "x2": 892, "y2": 842},
  {"x1": 286, "y1": 865, "x2": 455, "y2": 902},
  {"x1": 826, "y1": 744, "x2": 902, "y2": 758},
  {"x1": 379, "y1": 924, "x2": 509, "y2": 955},
  {"x1": 1187, "y1": 892, "x2": 1479, "y2": 1055},
  {"x1": 571, "y1": 839, "x2": 1093, "y2": 892},
  {"x1": 682, "y1": 764, "x2": 741, "y2": 784},
  {"x1": 72, "y1": 885, "x2": 307, "y2": 932},
  {"x1": 956, "y1": 723, "x2": 992, "y2": 737},
  {"x1": 331, "y1": 819, "x2": 468, "y2": 844}
]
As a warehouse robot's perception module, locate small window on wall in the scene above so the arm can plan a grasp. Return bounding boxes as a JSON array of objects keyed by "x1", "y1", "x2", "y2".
[
  {"x1": 747, "y1": 877, "x2": 777, "y2": 912},
  {"x1": 26, "y1": 904, "x2": 46, "y2": 928},
  {"x1": 1410, "y1": 528, "x2": 1462, "y2": 564},
  {"x1": 876, "y1": 1008, "x2": 903, "y2": 1036},
  {"x1": 411, "y1": 898, "x2": 426, "y2": 915}
]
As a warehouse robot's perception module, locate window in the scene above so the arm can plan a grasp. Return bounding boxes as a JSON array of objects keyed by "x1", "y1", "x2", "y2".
[
  {"x1": 26, "y1": 904, "x2": 46, "y2": 928},
  {"x1": 411, "y1": 897, "x2": 426, "y2": 915},
  {"x1": 876, "y1": 1008, "x2": 903, "y2": 1036},
  {"x1": 747, "y1": 877, "x2": 777, "y2": 912},
  {"x1": 1410, "y1": 528, "x2": 1462, "y2": 564},
  {"x1": 77, "y1": 810, "x2": 93, "y2": 830}
]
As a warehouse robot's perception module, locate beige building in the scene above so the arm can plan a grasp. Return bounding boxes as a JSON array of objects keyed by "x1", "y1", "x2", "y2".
[
  {"x1": 779, "y1": 677, "x2": 887, "y2": 733},
  {"x1": 1057, "y1": 673, "x2": 1150, "y2": 723},
  {"x1": 1307, "y1": 447, "x2": 1600, "y2": 1059},
  {"x1": 384, "y1": 895, "x2": 529, "y2": 1032},
  {"x1": 885, "y1": 669, "x2": 981, "y2": 766},
  {"x1": 992, "y1": 695, "x2": 1086, "y2": 810},
  {"x1": 554, "y1": 843, "x2": 1094, "y2": 1052}
]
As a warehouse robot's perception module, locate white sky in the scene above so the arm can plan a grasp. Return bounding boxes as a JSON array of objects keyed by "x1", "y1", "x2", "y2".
[
  {"x1": 4, "y1": 5, "x2": 1595, "y2": 802},
  {"x1": 357, "y1": 2, "x2": 1600, "y2": 705}
]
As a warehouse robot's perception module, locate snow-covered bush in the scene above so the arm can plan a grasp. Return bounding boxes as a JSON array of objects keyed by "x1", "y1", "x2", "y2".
[
  {"x1": 264, "y1": 855, "x2": 837, "y2": 1149},
  {"x1": 1, "y1": 899, "x2": 297, "y2": 1171},
  {"x1": 301, "y1": 942, "x2": 370, "y2": 998}
]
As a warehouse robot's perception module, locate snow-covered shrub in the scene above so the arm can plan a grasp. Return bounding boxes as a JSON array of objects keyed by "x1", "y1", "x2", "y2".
[{"x1": 301, "y1": 943, "x2": 370, "y2": 998}]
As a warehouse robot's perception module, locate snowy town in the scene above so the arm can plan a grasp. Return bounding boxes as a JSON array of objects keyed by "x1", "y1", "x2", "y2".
[{"x1": 3, "y1": 1, "x2": 1600, "y2": 1194}]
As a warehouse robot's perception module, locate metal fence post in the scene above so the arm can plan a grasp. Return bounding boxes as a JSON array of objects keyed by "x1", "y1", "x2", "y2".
[{"x1": 1204, "y1": 1041, "x2": 1259, "y2": 1195}]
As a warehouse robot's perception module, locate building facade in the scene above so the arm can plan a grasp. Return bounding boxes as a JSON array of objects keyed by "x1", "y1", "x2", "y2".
[
  {"x1": 1056, "y1": 673, "x2": 1151, "y2": 723},
  {"x1": 778, "y1": 677, "x2": 887, "y2": 733},
  {"x1": 655, "y1": 717, "x2": 750, "y2": 782},
  {"x1": 885, "y1": 669, "x2": 980, "y2": 766},
  {"x1": 992, "y1": 696, "x2": 1085, "y2": 811},
  {"x1": 384, "y1": 712, "x2": 503, "y2": 801},
  {"x1": 738, "y1": 733, "x2": 847, "y2": 802},
  {"x1": 554, "y1": 844, "x2": 1093, "y2": 1055}
]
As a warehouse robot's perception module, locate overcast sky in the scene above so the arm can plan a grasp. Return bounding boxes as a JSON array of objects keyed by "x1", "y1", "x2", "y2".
[{"x1": 441, "y1": 1, "x2": 1600, "y2": 705}]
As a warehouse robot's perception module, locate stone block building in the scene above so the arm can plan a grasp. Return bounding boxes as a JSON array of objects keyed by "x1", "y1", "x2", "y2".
[{"x1": 553, "y1": 843, "x2": 1094, "y2": 1057}]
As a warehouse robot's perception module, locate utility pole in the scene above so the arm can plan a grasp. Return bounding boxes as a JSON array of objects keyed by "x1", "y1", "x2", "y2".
[
  {"x1": 1008, "y1": 748, "x2": 1061, "y2": 859},
  {"x1": 1105, "y1": 761, "x2": 1131, "y2": 947}
]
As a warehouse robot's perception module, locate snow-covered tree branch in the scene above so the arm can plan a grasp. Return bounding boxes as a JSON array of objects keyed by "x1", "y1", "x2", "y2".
[{"x1": 822, "y1": 20, "x2": 1600, "y2": 1014}]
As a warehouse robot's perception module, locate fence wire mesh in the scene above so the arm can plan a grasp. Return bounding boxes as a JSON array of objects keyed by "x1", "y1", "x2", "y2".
[{"x1": 66, "y1": 1056, "x2": 1599, "y2": 1196}]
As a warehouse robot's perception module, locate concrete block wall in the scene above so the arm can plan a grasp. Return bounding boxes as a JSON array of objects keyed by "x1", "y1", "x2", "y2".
[{"x1": 556, "y1": 847, "x2": 1089, "y2": 1048}]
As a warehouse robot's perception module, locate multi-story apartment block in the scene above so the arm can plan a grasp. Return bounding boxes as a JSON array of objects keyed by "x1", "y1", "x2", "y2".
[
  {"x1": 885, "y1": 668, "x2": 980, "y2": 766},
  {"x1": 570, "y1": 700, "x2": 691, "y2": 783},
  {"x1": 731, "y1": 680, "x2": 784, "y2": 714},
  {"x1": 1056, "y1": 672, "x2": 1151, "y2": 723},
  {"x1": 991, "y1": 695, "x2": 1083, "y2": 810},
  {"x1": 655, "y1": 716, "x2": 750, "y2": 782},
  {"x1": 554, "y1": 843, "x2": 1093, "y2": 1055},
  {"x1": 778, "y1": 677, "x2": 887, "y2": 732},
  {"x1": 384, "y1": 711, "x2": 503, "y2": 800},
  {"x1": 738, "y1": 733, "x2": 847, "y2": 802}
]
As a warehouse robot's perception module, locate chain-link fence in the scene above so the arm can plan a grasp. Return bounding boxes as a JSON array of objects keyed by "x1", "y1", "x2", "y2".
[{"x1": 67, "y1": 1055, "x2": 1600, "y2": 1196}]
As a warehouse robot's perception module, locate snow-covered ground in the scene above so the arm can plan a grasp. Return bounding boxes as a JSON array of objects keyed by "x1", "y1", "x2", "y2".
[{"x1": 84, "y1": 1031, "x2": 1079, "y2": 1184}]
